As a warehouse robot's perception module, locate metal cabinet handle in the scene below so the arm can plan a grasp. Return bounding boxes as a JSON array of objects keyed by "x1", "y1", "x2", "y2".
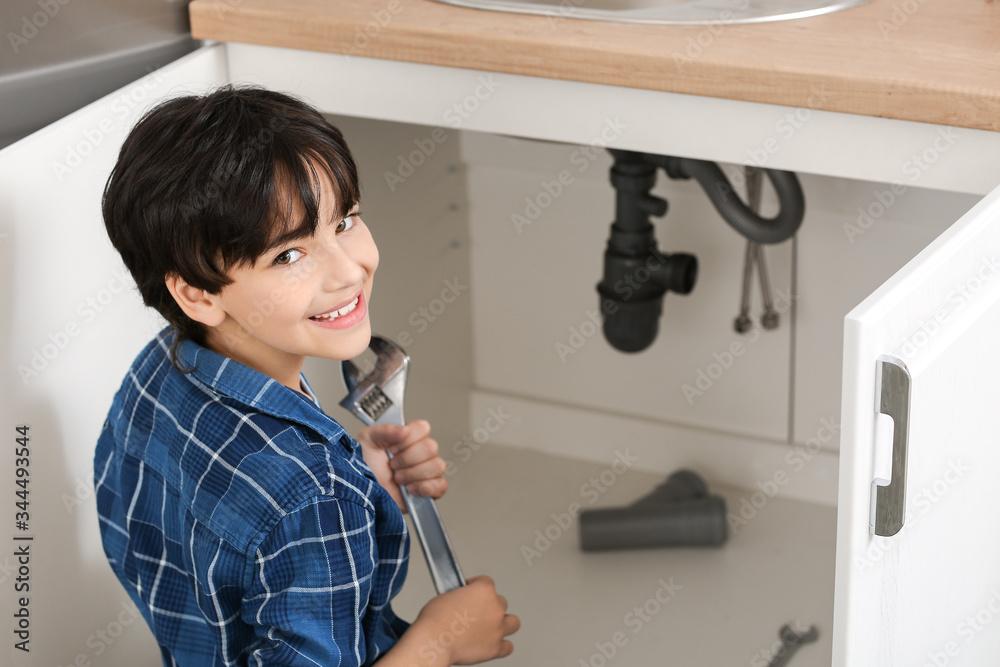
[{"x1": 870, "y1": 355, "x2": 911, "y2": 537}]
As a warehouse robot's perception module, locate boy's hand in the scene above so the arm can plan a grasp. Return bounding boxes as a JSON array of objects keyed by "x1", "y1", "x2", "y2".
[
  {"x1": 412, "y1": 575, "x2": 520, "y2": 665},
  {"x1": 356, "y1": 420, "x2": 448, "y2": 512}
]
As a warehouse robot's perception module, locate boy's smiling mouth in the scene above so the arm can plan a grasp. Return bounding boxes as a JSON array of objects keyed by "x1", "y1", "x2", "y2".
[{"x1": 309, "y1": 293, "x2": 365, "y2": 327}]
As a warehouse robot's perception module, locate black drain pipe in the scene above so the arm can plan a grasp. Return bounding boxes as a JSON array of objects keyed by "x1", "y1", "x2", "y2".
[
  {"x1": 597, "y1": 152, "x2": 697, "y2": 353},
  {"x1": 598, "y1": 149, "x2": 805, "y2": 353}
]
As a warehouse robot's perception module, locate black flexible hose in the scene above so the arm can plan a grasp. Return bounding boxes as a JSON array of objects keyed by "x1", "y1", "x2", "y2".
[
  {"x1": 648, "y1": 154, "x2": 805, "y2": 245},
  {"x1": 677, "y1": 158, "x2": 804, "y2": 244}
]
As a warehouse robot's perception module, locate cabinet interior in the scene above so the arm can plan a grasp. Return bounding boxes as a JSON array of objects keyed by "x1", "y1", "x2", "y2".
[{"x1": 300, "y1": 115, "x2": 981, "y2": 664}]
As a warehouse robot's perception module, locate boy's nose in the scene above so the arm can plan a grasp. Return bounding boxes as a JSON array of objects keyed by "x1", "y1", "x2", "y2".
[{"x1": 317, "y1": 239, "x2": 365, "y2": 291}]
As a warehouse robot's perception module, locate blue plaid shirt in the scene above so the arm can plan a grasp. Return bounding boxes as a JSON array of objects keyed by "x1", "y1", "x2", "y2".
[{"x1": 94, "y1": 329, "x2": 411, "y2": 666}]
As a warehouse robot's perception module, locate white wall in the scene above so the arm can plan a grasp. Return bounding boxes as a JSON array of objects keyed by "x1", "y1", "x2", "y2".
[{"x1": 457, "y1": 130, "x2": 979, "y2": 505}]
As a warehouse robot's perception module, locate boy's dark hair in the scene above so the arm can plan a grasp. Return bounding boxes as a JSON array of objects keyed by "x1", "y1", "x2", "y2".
[{"x1": 102, "y1": 85, "x2": 360, "y2": 367}]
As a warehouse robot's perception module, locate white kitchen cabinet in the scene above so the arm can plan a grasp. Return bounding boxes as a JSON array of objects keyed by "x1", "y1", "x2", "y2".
[
  {"x1": 0, "y1": 46, "x2": 229, "y2": 667},
  {"x1": 834, "y1": 187, "x2": 1000, "y2": 665},
  {"x1": 2, "y1": 41, "x2": 999, "y2": 666}
]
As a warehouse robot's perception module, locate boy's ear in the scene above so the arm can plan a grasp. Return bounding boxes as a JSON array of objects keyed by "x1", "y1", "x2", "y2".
[{"x1": 164, "y1": 274, "x2": 227, "y2": 327}]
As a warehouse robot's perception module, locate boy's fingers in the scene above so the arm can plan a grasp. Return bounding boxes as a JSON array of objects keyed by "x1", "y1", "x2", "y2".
[
  {"x1": 388, "y1": 419, "x2": 430, "y2": 452},
  {"x1": 393, "y1": 470, "x2": 448, "y2": 498},
  {"x1": 465, "y1": 574, "x2": 494, "y2": 588},
  {"x1": 407, "y1": 418, "x2": 431, "y2": 436},
  {"x1": 504, "y1": 614, "x2": 520, "y2": 635},
  {"x1": 402, "y1": 476, "x2": 448, "y2": 500},
  {"x1": 390, "y1": 438, "x2": 441, "y2": 472},
  {"x1": 497, "y1": 640, "x2": 514, "y2": 659},
  {"x1": 393, "y1": 456, "x2": 446, "y2": 483},
  {"x1": 363, "y1": 423, "x2": 410, "y2": 446}
]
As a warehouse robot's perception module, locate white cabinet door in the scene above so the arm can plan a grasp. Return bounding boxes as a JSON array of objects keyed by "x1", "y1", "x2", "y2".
[
  {"x1": 833, "y1": 182, "x2": 1000, "y2": 665},
  {"x1": 0, "y1": 44, "x2": 228, "y2": 667}
]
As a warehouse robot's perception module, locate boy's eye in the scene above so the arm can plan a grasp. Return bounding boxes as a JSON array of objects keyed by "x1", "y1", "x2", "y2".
[
  {"x1": 336, "y1": 213, "x2": 359, "y2": 234},
  {"x1": 273, "y1": 248, "x2": 303, "y2": 266}
]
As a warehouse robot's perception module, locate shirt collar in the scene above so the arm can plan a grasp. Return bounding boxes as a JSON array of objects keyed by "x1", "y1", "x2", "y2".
[{"x1": 171, "y1": 331, "x2": 355, "y2": 453}]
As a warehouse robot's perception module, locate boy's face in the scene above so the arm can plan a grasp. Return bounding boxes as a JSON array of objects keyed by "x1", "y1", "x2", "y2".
[{"x1": 202, "y1": 168, "x2": 378, "y2": 390}]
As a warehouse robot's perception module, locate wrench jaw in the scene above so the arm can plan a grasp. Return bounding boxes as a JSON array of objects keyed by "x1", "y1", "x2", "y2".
[
  {"x1": 341, "y1": 358, "x2": 367, "y2": 395},
  {"x1": 339, "y1": 336, "x2": 410, "y2": 426},
  {"x1": 374, "y1": 372, "x2": 407, "y2": 425},
  {"x1": 368, "y1": 336, "x2": 409, "y2": 375}
]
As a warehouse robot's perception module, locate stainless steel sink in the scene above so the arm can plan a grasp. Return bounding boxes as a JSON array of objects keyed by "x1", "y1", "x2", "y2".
[{"x1": 428, "y1": 0, "x2": 871, "y2": 25}]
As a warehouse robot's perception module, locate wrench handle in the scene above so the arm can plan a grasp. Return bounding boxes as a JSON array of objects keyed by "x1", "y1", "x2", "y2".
[
  {"x1": 395, "y1": 479, "x2": 467, "y2": 593},
  {"x1": 340, "y1": 342, "x2": 466, "y2": 594}
]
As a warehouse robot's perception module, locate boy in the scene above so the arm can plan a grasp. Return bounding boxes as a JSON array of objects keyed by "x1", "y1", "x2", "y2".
[{"x1": 94, "y1": 86, "x2": 519, "y2": 666}]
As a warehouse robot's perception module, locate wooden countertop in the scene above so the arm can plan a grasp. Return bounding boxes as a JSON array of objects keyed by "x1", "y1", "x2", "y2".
[{"x1": 190, "y1": 0, "x2": 1000, "y2": 132}]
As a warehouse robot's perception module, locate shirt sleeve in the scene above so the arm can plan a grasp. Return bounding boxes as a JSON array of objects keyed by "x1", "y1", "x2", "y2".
[{"x1": 242, "y1": 495, "x2": 378, "y2": 666}]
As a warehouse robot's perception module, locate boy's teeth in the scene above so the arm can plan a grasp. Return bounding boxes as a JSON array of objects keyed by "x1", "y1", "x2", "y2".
[{"x1": 312, "y1": 297, "x2": 359, "y2": 321}]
